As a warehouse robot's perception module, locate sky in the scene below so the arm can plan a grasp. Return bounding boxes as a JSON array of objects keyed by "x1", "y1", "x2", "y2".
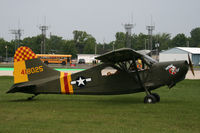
[{"x1": 0, "y1": 0, "x2": 200, "y2": 43}]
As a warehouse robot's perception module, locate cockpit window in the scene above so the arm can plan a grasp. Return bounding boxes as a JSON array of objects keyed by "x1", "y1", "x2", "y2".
[
  {"x1": 113, "y1": 58, "x2": 150, "y2": 72},
  {"x1": 100, "y1": 57, "x2": 151, "y2": 76}
]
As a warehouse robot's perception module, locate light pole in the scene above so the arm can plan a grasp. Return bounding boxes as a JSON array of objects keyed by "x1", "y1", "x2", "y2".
[
  {"x1": 155, "y1": 43, "x2": 160, "y2": 61},
  {"x1": 113, "y1": 42, "x2": 115, "y2": 51},
  {"x1": 5, "y1": 45, "x2": 8, "y2": 62}
]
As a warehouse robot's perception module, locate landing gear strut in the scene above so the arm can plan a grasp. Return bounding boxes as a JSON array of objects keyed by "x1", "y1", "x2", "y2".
[{"x1": 27, "y1": 94, "x2": 39, "y2": 100}]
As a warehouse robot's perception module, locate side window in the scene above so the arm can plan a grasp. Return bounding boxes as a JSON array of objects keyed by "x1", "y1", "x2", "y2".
[
  {"x1": 101, "y1": 67, "x2": 118, "y2": 76},
  {"x1": 113, "y1": 59, "x2": 149, "y2": 72}
]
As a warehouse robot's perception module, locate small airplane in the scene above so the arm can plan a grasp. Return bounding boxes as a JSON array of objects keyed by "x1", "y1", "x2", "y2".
[{"x1": 7, "y1": 46, "x2": 195, "y2": 103}]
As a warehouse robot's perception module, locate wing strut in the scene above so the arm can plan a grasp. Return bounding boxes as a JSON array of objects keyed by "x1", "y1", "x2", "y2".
[{"x1": 132, "y1": 58, "x2": 150, "y2": 95}]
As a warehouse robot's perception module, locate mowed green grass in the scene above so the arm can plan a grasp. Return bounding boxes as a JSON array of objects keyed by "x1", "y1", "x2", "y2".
[{"x1": 0, "y1": 77, "x2": 200, "y2": 133}]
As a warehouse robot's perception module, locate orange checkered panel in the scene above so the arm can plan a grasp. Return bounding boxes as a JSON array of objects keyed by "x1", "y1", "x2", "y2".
[{"x1": 14, "y1": 46, "x2": 37, "y2": 62}]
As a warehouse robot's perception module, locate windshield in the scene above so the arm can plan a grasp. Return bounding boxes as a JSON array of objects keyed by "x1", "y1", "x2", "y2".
[{"x1": 142, "y1": 54, "x2": 158, "y2": 65}]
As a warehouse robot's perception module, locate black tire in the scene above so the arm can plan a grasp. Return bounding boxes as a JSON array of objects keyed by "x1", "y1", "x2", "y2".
[
  {"x1": 144, "y1": 95, "x2": 157, "y2": 104},
  {"x1": 44, "y1": 61, "x2": 49, "y2": 65},
  {"x1": 62, "y1": 61, "x2": 66, "y2": 65},
  {"x1": 151, "y1": 93, "x2": 160, "y2": 102}
]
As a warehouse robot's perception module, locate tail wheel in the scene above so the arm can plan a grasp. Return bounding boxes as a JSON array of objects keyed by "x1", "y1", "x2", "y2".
[
  {"x1": 151, "y1": 93, "x2": 160, "y2": 102},
  {"x1": 44, "y1": 61, "x2": 49, "y2": 65},
  {"x1": 62, "y1": 61, "x2": 66, "y2": 65},
  {"x1": 144, "y1": 95, "x2": 157, "y2": 104}
]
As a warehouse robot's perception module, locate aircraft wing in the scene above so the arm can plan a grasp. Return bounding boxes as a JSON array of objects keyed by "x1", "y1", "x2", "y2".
[{"x1": 95, "y1": 48, "x2": 157, "y2": 64}]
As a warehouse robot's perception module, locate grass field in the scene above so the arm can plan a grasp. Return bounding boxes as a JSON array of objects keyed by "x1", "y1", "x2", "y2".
[{"x1": 0, "y1": 76, "x2": 200, "y2": 133}]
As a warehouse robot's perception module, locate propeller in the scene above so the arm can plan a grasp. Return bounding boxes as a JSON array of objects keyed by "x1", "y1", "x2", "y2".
[{"x1": 188, "y1": 54, "x2": 195, "y2": 76}]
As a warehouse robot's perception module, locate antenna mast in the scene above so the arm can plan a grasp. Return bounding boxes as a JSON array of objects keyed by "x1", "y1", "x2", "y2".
[
  {"x1": 123, "y1": 14, "x2": 135, "y2": 48},
  {"x1": 38, "y1": 17, "x2": 49, "y2": 54},
  {"x1": 10, "y1": 28, "x2": 23, "y2": 51},
  {"x1": 146, "y1": 16, "x2": 155, "y2": 54}
]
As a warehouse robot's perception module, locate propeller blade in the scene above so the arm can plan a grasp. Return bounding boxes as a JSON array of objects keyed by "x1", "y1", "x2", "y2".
[{"x1": 188, "y1": 54, "x2": 195, "y2": 76}]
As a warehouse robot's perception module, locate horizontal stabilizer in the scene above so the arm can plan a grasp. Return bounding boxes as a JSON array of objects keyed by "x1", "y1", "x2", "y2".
[{"x1": 7, "y1": 83, "x2": 36, "y2": 93}]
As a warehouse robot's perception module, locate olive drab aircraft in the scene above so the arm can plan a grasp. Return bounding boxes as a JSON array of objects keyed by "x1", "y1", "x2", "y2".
[{"x1": 7, "y1": 46, "x2": 195, "y2": 103}]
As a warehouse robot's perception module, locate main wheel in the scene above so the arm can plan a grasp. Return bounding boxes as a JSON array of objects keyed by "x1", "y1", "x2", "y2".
[
  {"x1": 144, "y1": 95, "x2": 157, "y2": 104},
  {"x1": 151, "y1": 93, "x2": 160, "y2": 102}
]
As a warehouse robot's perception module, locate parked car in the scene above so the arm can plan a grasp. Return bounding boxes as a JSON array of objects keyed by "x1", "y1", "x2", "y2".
[{"x1": 78, "y1": 59, "x2": 85, "y2": 64}]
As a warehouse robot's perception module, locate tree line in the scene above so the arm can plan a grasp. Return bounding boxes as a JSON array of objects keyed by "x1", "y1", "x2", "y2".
[{"x1": 0, "y1": 27, "x2": 200, "y2": 58}]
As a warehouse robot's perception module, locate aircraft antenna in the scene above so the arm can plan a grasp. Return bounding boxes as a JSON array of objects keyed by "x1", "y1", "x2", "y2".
[{"x1": 146, "y1": 16, "x2": 155, "y2": 55}]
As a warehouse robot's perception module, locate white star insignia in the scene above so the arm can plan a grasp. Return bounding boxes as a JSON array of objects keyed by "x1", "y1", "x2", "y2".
[{"x1": 76, "y1": 77, "x2": 85, "y2": 86}]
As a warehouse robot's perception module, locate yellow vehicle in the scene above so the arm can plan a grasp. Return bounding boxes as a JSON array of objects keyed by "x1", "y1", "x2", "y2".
[{"x1": 36, "y1": 54, "x2": 72, "y2": 65}]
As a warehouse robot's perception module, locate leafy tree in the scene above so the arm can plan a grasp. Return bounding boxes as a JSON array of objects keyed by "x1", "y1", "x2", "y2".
[
  {"x1": 190, "y1": 27, "x2": 200, "y2": 47},
  {"x1": 47, "y1": 35, "x2": 65, "y2": 54},
  {"x1": 62, "y1": 40, "x2": 77, "y2": 58},
  {"x1": 132, "y1": 33, "x2": 148, "y2": 50},
  {"x1": 0, "y1": 38, "x2": 14, "y2": 57},
  {"x1": 153, "y1": 33, "x2": 171, "y2": 50},
  {"x1": 83, "y1": 36, "x2": 96, "y2": 54},
  {"x1": 96, "y1": 43, "x2": 104, "y2": 54},
  {"x1": 73, "y1": 30, "x2": 96, "y2": 54},
  {"x1": 22, "y1": 35, "x2": 43, "y2": 54},
  {"x1": 171, "y1": 33, "x2": 188, "y2": 47},
  {"x1": 114, "y1": 32, "x2": 126, "y2": 49},
  {"x1": 2, "y1": 27, "x2": 200, "y2": 60},
  {"x1": 8, "y1": 40, "x2": 18, "y2": 56},
  {"x1": 73, "y1": 30, "x2": 88, "y2": 54}
]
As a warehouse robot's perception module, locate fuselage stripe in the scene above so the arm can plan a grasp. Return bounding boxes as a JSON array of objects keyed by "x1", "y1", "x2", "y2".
[
  {"x1": 64, "y1": 73, "x2": 70, "y2": 94},
  {"x1": 67, "y1": 73, "x2": 73, "y2": 94},
  {"x1": 60, "y1": 72, "x2": 73, "y2": 94},
  {"x1": 60, "y1": 72, "x2": 66, "y2": 94}
]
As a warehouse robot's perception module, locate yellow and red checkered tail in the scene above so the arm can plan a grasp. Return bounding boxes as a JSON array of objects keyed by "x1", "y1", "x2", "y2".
[
  {"x1": 13, "y1": 46, "x2": 60, "y2": 84},
  {"x1": 13, "y1": 46, "x2": 38, "y2": 84}
]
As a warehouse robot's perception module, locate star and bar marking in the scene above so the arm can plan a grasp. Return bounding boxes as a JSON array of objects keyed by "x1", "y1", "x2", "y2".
[{"x1": 71, "y1": 76, "x2": 92, "y2": 87}]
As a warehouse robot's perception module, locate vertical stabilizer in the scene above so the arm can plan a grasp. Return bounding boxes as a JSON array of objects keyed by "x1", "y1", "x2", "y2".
[
  {"x1": 13, "y1": 46, "x2": 37, "y2": 84},
  {"x1": 13, "y1": 46, "x2": 60, "y2": 84}
]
